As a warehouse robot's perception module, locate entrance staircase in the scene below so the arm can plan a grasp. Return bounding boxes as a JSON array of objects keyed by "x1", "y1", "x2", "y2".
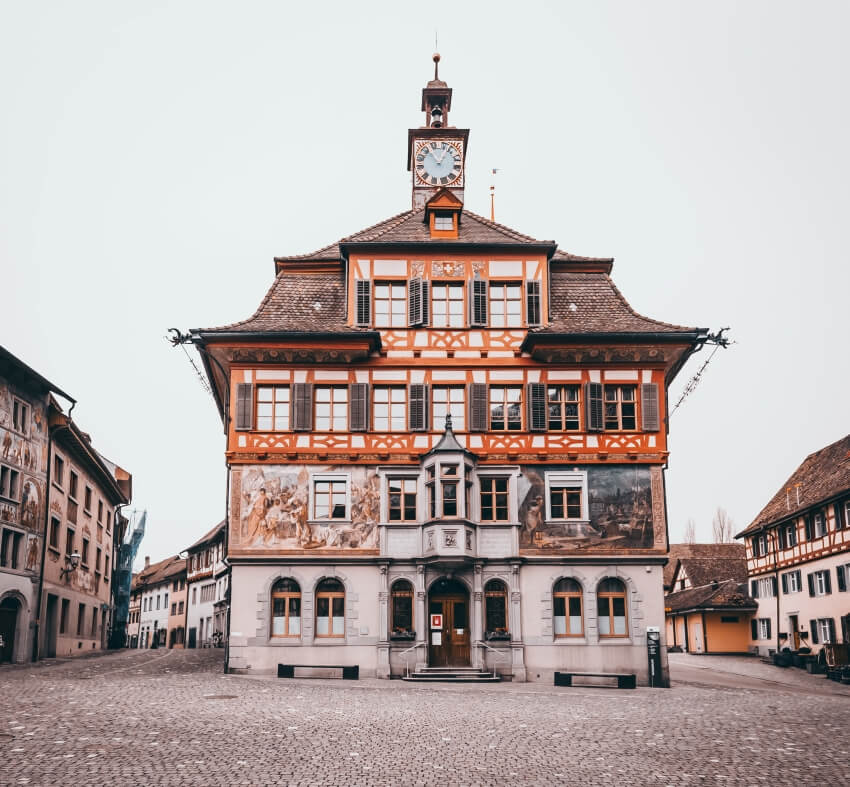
[{"x1": 402, "y1": 666, "x2": 501, "y2": 683}]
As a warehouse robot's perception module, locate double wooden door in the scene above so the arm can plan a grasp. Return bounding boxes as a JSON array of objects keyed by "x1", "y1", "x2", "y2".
[{"x1": 428, "y1": 594, "x2": 470, "y2": 667}]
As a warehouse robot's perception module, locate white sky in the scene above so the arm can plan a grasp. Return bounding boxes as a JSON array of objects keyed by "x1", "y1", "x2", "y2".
[{"x1": 2, "y1": 1, "x2": 848, "y2": 568}]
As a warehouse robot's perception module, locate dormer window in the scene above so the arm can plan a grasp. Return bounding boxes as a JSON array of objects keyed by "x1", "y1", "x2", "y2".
[{"x1": 434, "y1": 212, "x2": 453, "y2": 231}]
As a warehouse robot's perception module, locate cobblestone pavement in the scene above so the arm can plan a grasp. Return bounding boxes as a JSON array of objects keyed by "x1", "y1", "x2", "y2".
[{"x1": 2, "y1": 650, "x2": 850, "y2": 787}]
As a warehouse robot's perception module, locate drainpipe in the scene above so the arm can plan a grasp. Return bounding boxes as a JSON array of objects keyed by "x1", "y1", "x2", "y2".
[
  {"x1": 772, "y1": 526, "x2": 781, "y2": 654},
  {"x1": 222, "y1": 463, "x2": 231, "y2": 674}
]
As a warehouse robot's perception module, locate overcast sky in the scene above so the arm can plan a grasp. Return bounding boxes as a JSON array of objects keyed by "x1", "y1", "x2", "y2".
[{"x1": 2, "y1": 1, "x2": 848, "y2": 568}]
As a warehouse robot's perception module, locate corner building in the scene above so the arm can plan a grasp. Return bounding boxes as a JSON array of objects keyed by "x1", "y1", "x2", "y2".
[{"x1": 193, "y1": 60, "x2": 707, "y2": 683}]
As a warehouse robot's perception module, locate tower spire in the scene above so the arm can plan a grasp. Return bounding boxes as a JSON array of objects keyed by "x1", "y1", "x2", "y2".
[{"x1": 433, "y1": 51, "x2": 440, "y2": 82}]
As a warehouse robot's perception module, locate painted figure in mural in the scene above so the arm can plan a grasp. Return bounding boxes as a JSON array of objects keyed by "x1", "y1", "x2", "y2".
[
  {"x1": 1, "y1": 430, "x2": 11, "y2": 460},
  {"x1": 20, "y1": 481, "x2": 38, "y2": 530},
  {"x1": 26, "y1": 535, "x2": 39, "y2": 571},
  {"x1": 523, "y1": 495, "x2": 544, "y2": 545},
  {"x1": 245, "y1": 487, "x2": 268, "y2": 541}
]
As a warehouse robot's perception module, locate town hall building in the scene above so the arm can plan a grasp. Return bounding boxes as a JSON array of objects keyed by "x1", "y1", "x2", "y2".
[{"x1": 189, "y1": 57, "x2": 707, "y2": 683}]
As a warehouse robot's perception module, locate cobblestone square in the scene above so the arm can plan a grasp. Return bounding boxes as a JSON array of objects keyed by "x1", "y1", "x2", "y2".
[{"x1": 2, "y1": 650, "x2": 849, "y2": 787}]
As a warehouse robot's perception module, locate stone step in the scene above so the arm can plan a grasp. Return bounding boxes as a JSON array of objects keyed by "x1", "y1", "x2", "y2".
[{"x1": 402, "y1": 673, "x2": 501, "y2": 683}]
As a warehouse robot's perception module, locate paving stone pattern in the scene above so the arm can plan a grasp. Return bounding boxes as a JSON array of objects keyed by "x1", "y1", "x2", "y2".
[{"x1": 1, "y1": 650, "x2": 850, "y2": 786}]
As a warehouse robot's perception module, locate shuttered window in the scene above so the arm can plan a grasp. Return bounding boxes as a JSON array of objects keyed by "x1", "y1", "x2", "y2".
[
  {"x1": 235, "y1": 383, "x2": 253, "y2": 431},
  {"x1": 527, "y1": 382, "x2": 546, "y2": 432},
  {"x1": 431, "y1": 283, "x2": 463, "y2": 327},
  {"x1": 432, "y1": 386, "x2": 464, "y2": 431},
  {"x1": 314, "y1": 386, "x2": 348, "y2": 431},
  {"x1": 604, "y1": 385, "x2": 637, "y2": 430},
  {"x1": 256, "y1": 385, "x2": 290, "y2": 431},
  {"x1": 489, "y1": 281, "x2": 522, "y2": 327},
  {"x1": 469, "y1": 383, "x2": 488, "y2": 432},
  {"x1": 641, "y1": 383, "x2": 659, "y2": 431},
  {"x1": 469, "y1": 278, "x2": 487, "y2": 327},
  {"x1": 526, "y1": 280, "x2": 541, "y2": 326},
  {"x1": 349, "y1": 383, "x2": 369, "y2": 432},
  {"x1": 489, "y1": 386, "x2": 522, "y2": 431},
  {"x1": 372, "y1": 386, "x2": 405, "y2": 431},
  {"x1": 585, "y1": 382, "x2": 603, "y2": 432},
  {"x1": 547, "y1": 385, "x2": 580, "y2": 431},
  {"x1": 409, "y1": 384, "x2": 429, "y2": 432},
  {"x1": 355, "y1": 280, "x2": 371, "y2": 327},
  {"x1": 375, "y1": 281, "x2": 406, "y2": 327},
  {"x1": 292, "y1": 383, "x2": 313, "y2": 431}
]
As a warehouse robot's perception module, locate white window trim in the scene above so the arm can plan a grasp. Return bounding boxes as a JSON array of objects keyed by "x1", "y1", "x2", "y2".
[
  {"x1": 376, "y1": 467, "x2": 421, "y2": 525},
  {"x1": 472, "y1": 466, "x2": 521, "y2": 525},
  {"x1": 544, "y1": 471, "x2": 589, "y2": 521},
  {"x1": 815, "y1": 571, "x2": 828, "y2": 596},
  {"x1": 817, "y1": 618, "x2": 832, "y2": 644},
  {"x1": 813, "y1": 512, "x2": 827, "y2": 539},
  {"x1": 308, "y1": 472, "x2": 352, "y2": 523},
  {"x1": 757, "y1": 577, "x2": 774, "y2": 598},
  {"x1": 785, "y1": 571, "x2": 800, "y2": 594},
  {"x1": 757, "y1": 618, "x2": 770, "y2": 640}
]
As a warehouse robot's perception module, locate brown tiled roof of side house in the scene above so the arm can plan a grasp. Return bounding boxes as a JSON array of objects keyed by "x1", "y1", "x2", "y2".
[
  {"x1": 131, "y1": 555, "x2": 186, "y2": 590},
  {"x1": 737, "y1": 434, "x2": 850, "y2": 537},
  {"x1": 677, "y1": 556, "x2": 749, "y2": 588},
  {"x1": 664, "y1": 543, "x2": 745, "y2": 589},
  {"x1": 665, "y1": 578, "x2": 757, "y2": 614},
  {"x1": 186, "y1": 520, "x2": 226, "y2": 552}
]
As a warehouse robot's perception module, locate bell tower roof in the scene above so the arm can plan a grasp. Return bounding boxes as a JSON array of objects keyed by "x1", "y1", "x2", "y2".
[{"x1": 420, "y1": 53, "x2": 452, "y2": 125}]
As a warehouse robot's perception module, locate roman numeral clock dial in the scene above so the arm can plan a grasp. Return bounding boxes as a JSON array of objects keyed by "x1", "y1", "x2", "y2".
[{"x1": 415, "y1": 141, "x2": 462, "y2": 186}]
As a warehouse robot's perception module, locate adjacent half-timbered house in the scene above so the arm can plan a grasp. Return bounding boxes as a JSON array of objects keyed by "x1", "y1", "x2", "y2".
[
  {"x1": 737, "y1": 434, "x2": 850, "y2": 656},
  {"x1": 190, "y1": 57, "x2": 707, "y2": 683}
]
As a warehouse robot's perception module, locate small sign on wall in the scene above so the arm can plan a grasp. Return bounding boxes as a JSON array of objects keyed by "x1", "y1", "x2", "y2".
[
  {"x1": 432, "y1": 632, "x2": 442, "y2": 646},
  {"x1": 430, "y1": 614, "x2": 443, "y2": 630}
]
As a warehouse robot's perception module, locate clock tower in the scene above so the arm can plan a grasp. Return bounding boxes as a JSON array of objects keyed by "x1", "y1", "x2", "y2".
[{"x1": 407, "y1": 54, "x2": 470, "y2": 210}]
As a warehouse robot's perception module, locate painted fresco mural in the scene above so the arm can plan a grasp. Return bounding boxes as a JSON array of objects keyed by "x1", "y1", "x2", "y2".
[
  {"x1": 519, "y1": 465, "x2": 660, "y2": 552},
  {"x1": 232, "y1": 465, "x2": 380, "y2": 552}
]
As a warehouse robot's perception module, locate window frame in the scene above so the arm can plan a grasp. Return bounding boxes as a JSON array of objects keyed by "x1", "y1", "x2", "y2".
[
  {"x1": 12, "y1": 398, "x2": 30, "y2": 437},
  {"x1": 484, "y1": 579, "x2": 510, "y2": 638},
  {"x1": 390, "y1": 579, "x2": 415, "y2": 637},
  {"x1": 372, "y1": 386, "x2": 407, "y2": 433},
  {"x1": 784, "y1": 570, "x2": 801, "y2": 594},
  {"x1": 313, "y1": 386, "x2": 349, "y2": 432},
  {"x1": 373, "y1": 280, "x2": 408, "y2": 328},
  {"x1": 387, "y1": 477, "x2": 418, "y2": 522},
  {"x1": 255, "y1": 384, "x2": 291, "y2": 432},
  {"x1": 757, "y1": 618, "x2": 771, "y2": 640},
  {"x1": 817, "y1": 618, "x2": 833, "y2": 644},
  {"x1": 0, "y1": 464, "x2": 21, "y2": 502},
  {"x1": 813, "y1": 511, "x2": 828, "y2": 539},
  {"x1": 488, "y1": 385, "x2": 523, "y2": 432},
  {"x1": 53, "y1": 454, "x2": 65, "y2": 489},
  {"x1": 596, "y1": 578, "x2": 629, "y2": 639},
  {"x1": 309, "y1": 473, "x2": 351, "y2": 522},
  {"x1": 544, "y1": 471, "x2": 589, "y2": 521},
  {"x1": 430, "y1": 281, "x2": 465, "y2": 328},
  {"x1": 553, "y1": 578, "x2": 584, "y2": 639},
  {"x1": 488, "y1": 280, "x2": 523, "y2": 328},
  {"x1": 546, "y1": 384, "x2": 582, "y2": 432},
  {"x1": 603, "y1": 384, "x2": 638, "y2": 431},
  {"x1": 270, "y1": 578, "x2": 302, "y2": 639},
  {"x1": 815, "y1": 570, "x2": 829, "y2": 596},
  {"x1": 479, "y1": 476, "x2": 510, "y2": 522},
  {"x1": 432, "y1": 385, "x2": 465, "y2": 432},
  {"x1": 314, "y1": 578, "x2": 345, "y2": 639}
]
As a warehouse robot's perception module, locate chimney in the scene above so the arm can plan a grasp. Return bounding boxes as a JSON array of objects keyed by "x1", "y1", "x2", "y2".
[{"x1": 144, "y1": 555, "x2": 150, "y2": 569}]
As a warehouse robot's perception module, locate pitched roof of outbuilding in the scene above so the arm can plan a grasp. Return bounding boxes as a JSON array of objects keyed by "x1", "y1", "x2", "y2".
[
  {"x1": 131, "y1": 555, "x2": 186, "y2": 590},
  {"x1": 738, "y1": 434, "x2": 850, "y2": 537},
  {"x1": 677, "y1": 556, "x2": 749, "y2": 588},
  {"x1": 665, "y1": 578, "x2": 757, "y2": 614},
  {"x1": 664, "y1": 543, "x2": 745, "y2": 589}
]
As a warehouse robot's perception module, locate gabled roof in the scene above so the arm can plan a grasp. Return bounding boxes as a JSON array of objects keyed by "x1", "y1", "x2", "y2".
[
  {"x1": 186, "y1": 520, "x2": 226, "y2": 552},
  {"x1": 0, "y1": 344, "x2": 75, "y2": 403},
  {"x1": 131, "y1": 555, "x2": 185, "y2": 590},
  {"x1": 674, "y1": 555, "x2": 749, "y2": 589},
  {"x1": 665, "y1": 578, "x2": 757, "y2": 614},
  {"x1": 664, "y1": 543, "x2": 745, "y2": 589},
  {"x1": 738, "y1": 434, "x2": 850, "y2": 537}
]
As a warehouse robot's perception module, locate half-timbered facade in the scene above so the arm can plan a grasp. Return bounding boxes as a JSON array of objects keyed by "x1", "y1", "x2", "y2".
[
  {"x1": 191, "y1": 58, "x2": 707, "y2": 683},
  {"x1": 737, "y1": 434, "x2": 850, "y2": 656}
]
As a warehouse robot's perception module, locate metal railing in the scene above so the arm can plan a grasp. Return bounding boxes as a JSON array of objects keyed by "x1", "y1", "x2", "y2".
[
  {"x1": 399, "y1": 641, "x2": 426, "y2": 677},
  {"x1": 474, "y1": 640, "x2": 512, "y2": 678}
]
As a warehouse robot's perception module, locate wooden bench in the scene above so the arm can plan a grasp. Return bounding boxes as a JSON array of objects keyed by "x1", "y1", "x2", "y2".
[
  {"x1": 554, "y1": 671, "x2": 636, "y2": 689},
  {"x1": 277, "y1": 664, "x2": 359, "y2": 680}
]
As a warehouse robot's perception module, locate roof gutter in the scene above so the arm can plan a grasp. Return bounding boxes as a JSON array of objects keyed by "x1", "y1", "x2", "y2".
[
  {"x1": 190, "y1": 329, "x2": 381, "y2": 351},
  {"x1": 521, "y1": 329, "x2": 707, "y2": 352}
]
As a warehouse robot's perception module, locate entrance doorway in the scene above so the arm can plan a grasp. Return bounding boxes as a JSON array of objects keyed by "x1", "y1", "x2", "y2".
[
  {"x1": 789, "y1": 615, "x2": 800, "y2": 649},
  {"x1": 428, "y1": 578, "x2": 470, "y2": 667},
  {"x1": 44, "y1": 594, "x2": 58, "y2": 658},
  {"x1": 0, "y1": 596, "x2": 21, "y2": 663}
]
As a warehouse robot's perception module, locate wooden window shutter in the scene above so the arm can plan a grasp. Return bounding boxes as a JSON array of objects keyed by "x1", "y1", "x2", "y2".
[
  {"x1": 750, "y1": 579, "x2": 759, "y2": 599},
  {"x1": 810, "y1": 620, "x2": 818, "y2": 644},
  {"x1": 292, "y1": 383, "x2": 313, "y2": 431},
  {"x1": 807, "y1": 572, "x2": 815, "y2": 597},
  {"x1": 408, "y1": 278, "x2": 423, "y2": 327},
  {"x1": 837, "y1": 565, "x2": 846, "y2": 592},
  {"x1": 828, "y1": 618, "x2": 836, "y2": 643},
  {"x1": 349, "y1": 383, "x2": 369, "y2": 432},
  {"x1": 585, "y1": 382, "x2": 603, "y2": 432},
  {"x1": 751, "y1": 619, "x2": 758, "y2": 639},
  {"x1": 777, "y1": 528, "x2": 786, "y2": 550},
  {"x1": 771, "y1": 576, "x2": 778, "y2": 596},
  {"x1": 469, "y1": 278, "x2": 487, "y2": 327},
  {"x1": 795, "y1": 569, "x2": 802, "y2": 589},
  {"x1": 824, "y1": 570, "x2": 832, "y2": 594},
  {"x1": 641, "y1": 383, "x2": 660, "y2": 432},
  {"x1": 781, "y1": 573, "x2": 788, "y2": 594},
  {"x1": 835, "y1": 501, "x2": 846, "y2": 530},
  {"x1": 527, "y1": 382, "x2": 546, "y2": 432},
  {"x1": 355, "y1": 280, "x2": 371, "y2": 327},
  {"x1": 804, "y1": 515, "x2": 812, "y2": 541},
  {"x1": 469, "y1": 383, "x2": 488, "y2": 432},
  {"x1": 409, "y1": 384, "x2": 428, "y2": 432},
  {"x1": 421, "y1": 280, "x2": 430, "y2": 327},
  {"x1": 526, "y1": 280, "x2": 541, "y2": 326},
  {"x1": 765, "y1": 619, "x2": 771, "y2": 640},
  {"x1": 235, "y1": 383, "x2": 253, "y2": 431}
]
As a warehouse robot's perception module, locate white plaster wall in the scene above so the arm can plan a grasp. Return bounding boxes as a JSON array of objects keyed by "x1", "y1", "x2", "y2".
[{"x1": 228, "y1": 564, "x2": 381, "y2": 675}]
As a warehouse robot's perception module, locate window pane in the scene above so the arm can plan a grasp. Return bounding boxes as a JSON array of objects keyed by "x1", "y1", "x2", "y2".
[
  {"x1": 486, "y1": 595, "x2": 506, "y2": 631},
  {"x1": 454, "y1": 601, "x2": 467, "y2": 629}
]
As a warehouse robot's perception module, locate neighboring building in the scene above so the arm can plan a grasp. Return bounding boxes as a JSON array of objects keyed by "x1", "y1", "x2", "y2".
[
  {"x1": 737, "y1": 434, "x2": 850, "y2": 656},
  {"x1": 663, "y1": 543, "x2": 745, "y2": 592},
  {"x1": 111, "y1": 509, "x2": 145, "y2": 648},
  {"x1": 189, "y1": 57, "x2": 707, "y2": 682},
  {"x1": 133, "y1": 555, "x2": 186, "y2": 649},
  {"x1": 39, "y1": 400, "x2": 132, "y2": 658},
  {"x1": 127, "y1": 586, "x2": 141, "y2": 648},
  {"x1": 664, "y1": 544, "x2": 756, "y2": 654},
  {"x1": 0, "y1": 346, "x2": 73, "y2": 663},
  {"x1": 185, "y1": 520, "x2": 228, "y2": 648}
]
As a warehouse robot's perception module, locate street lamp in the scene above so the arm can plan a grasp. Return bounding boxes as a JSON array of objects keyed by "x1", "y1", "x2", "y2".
[{"x1": 60, "y1": 551, "x2": 81, "y2": 579}]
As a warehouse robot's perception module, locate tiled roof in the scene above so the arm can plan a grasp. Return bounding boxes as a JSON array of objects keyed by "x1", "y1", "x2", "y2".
[
  {"x1": 273, "y1": 209, "x2": 611, "y2": 263},
  {"x1": 186, "y1": 520, "x2": 225, "y2": 552},
  {"x1": 666, "y1": 578, "x2": 757, "y2": 614},
  {"x1": 131, "y1": 555, "x2": 185, "y2": 590},
  {"x1": 678, "y1": 556, "x2": 749, "y2": 588},
  {"x1": 738, "y1": 434, "x2": 850, "y2": 537},
  {"x1": 664, "y1": 543, "x2": 745, "y2": 588},
  {"x1": 539, "y1": 272, "x2": 698, "y2": 336}
]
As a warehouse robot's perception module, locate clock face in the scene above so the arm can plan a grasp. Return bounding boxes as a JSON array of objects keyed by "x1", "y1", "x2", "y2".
[{"x1": 415, "y1": 141, "x2": 462, "y2": 186}]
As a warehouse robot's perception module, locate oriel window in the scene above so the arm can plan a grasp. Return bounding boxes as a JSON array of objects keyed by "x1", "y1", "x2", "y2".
[
  {"x1": 391, "y1": 580, "x2": 414, "y2": 636},
  {"x1": 270, "y1": 578, "x2": 301, "y2": 637},
  {"x1": 547, "y1": 385, "x2": 581, "y2": 431},
  {"x1": 374, "y1": 281, "x2": 407, "y2": 327},
  {"x1": 597, "y1": 578, "x2": 628, "y2": 637},
  {"x1": 604, "y1": 385, "x2": 637, "y2": 431},
  {"x1": 484, "y1": 579, "x2": 509, "y2": 637},
  {"x1": 489, "y1": 282, "x2": 522, "y2": 327},
  {"x1": 388, "y1": 478, "x2": 417, "y2": 522},
  {"x1": 256, "y1": 385, "x2": 290, "y2": 431},
  {"x1": 314, "y1": 386, "x2": 348, "y2": 432},
  {"x1": 441, "y1": 464, "x2": 458, "y2": 517},
  {"x1": 315, "y1": 578, "x2": 345, "y2": 638},
  {"x1": 489, "y1": 386, "x2": 522, "y2": 431},
  {"x1": 553, "y1": 578, "x2": 583, "y2": 637},
  {"x1": 480, "y1": 478, "x2": 509, "y2": 522}
]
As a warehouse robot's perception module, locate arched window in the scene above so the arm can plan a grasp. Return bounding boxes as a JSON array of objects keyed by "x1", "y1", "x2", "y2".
[
  {"x1": 597, "y1": 578, "x2": 628, "y2": 638},
  {"x1": 270, "y1": 578, "x2": 301, "y2": 637},
  {"x1": 553, "y1": 578, "x2": 583, "y2": 637},
  {"x1": 484, "y1": 579, "x2": 509, "y2": 639},
  {"x1": 315, "y1": 578, "x2": 345, "y2": 638},
  {"x1": 391, "y1": 580, "x2": 414, "y2": 637}
]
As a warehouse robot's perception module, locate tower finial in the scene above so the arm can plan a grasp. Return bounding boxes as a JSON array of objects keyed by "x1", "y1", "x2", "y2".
[{"x1": 433, "y1": 52, "x2": 440, "y2": 81}]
